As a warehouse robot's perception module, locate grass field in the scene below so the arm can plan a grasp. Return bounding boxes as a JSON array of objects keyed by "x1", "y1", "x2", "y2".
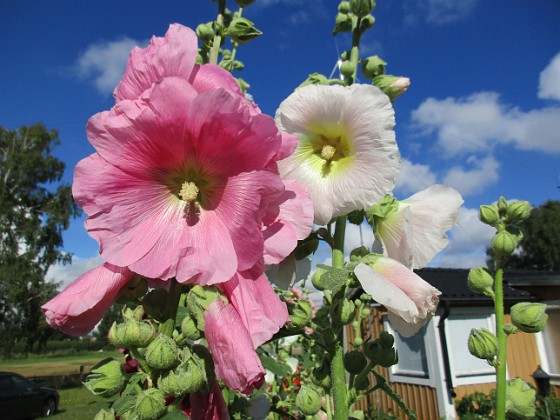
[
  {"x1": 0, "y1": 351, "x2": 123, "y2": 377},
  {"x1": 53, "y1": 386, "x2": 111, "y2": 419}
]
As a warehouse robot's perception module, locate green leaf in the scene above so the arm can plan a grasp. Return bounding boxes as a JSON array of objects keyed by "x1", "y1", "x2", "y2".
[
  {"x1": 315, "y1": 265, "x2": 351, "y2": 292},
  {"x1": 112, "y1": 395, "x2": 137, "y2": 417},
  {"x1": 259, "y1": 353, "x2": 292, "y2": 377}
]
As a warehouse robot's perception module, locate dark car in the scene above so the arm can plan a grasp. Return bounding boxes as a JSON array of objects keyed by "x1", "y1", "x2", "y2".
[{"x1": 0, "y1": 372, "x2": 59, "y2": 419}]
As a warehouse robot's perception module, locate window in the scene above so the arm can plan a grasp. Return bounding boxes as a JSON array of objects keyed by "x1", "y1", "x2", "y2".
[
  {"x1": 536, "y1": 306, "x2": 560, "y2": 383},
  {"x1": 445, "y1": 310, "x2": 496, "y2": 386}
]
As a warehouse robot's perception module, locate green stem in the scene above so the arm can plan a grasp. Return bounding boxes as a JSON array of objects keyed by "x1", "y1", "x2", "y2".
[
  {"x1": 348, "y1": 16, "x2": 362, "y2": 83},
  {"x1": 326, "y1": 393, "x2": 333, "y2": 420},
  {"x1": 209, "y1": 0, "x2": 226, "y2": 65},
  {"x1": 332, "y1": 216, "x2": 347, "y2": 269},
  {"x1": 494, "y1": 265, "x2": 507, "y2": 420},
  {"x1": 130, "y1": 347, "x2": 153, "y2": 380}
]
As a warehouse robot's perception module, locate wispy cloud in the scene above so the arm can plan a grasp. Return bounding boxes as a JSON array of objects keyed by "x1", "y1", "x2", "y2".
[
  {"x1": 46, "y1": 255, "x2": 104, "y2": 290},
  {"x1": 443, "y1": 155, "x2": 499, "y2": 197},
  {"x1": 75, "y1": 37, "x2": 145, "y2": 96},
  {"x1": 394, "y1": 159, "x2": 438, "y2": 196},
  {"x1": 538, "y1": 51, "x2": 560, "y2": 101}
]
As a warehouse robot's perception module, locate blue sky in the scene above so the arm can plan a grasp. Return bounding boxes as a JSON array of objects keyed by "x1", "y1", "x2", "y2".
[{"x1": 1, "y1": 0, "x2": 559, "y2": 286}]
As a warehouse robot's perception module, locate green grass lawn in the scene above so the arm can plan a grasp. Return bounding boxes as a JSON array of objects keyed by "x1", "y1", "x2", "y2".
[{"x1": 53, "y1": 386, "x2": 111, "y2": 419}]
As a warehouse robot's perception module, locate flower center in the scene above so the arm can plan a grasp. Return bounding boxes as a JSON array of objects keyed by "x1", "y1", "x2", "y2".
[
  {"x1": 321, "y1": 144, "x2": 336, "y2": 161},
  {"x1": 179, "y1": 181, "x2": 199, "y2": 203}
]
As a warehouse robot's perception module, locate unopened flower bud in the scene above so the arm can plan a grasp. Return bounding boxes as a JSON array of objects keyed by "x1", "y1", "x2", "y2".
[
  {"x1": 362, "y1": 55, "x2": 386, "y2": 79},
  {"x1": 82, "y1": 358, "x2": 126, "y2": 398},
  {"x1": 364, "y1": 340, "x2": 397, "y2": 367},
  {"x1": 350, "y1": 246, "x2": 369, "y2": 262},
  {"x1": 467, "y1": 267, "x2": 495, "y2": 298},
  {"x1": 344, "y1": 350, "x2": 367, "y2": 374},
  {"x1": 196, "y1": 22, "x2": 215, "y2": 44},
  {"x1": 468, "y1": 329, "x2": 498, "y2": 361},
  {"x1": 479, "y1": 204, "x2": 500, "y2": 226},
  {"x1": 300, "y1": 72, "x2": 329, "y2": 87},
  {"x1": 294, "y1": 238, "x2": 320, "y2": 260},
  {"x1": 331, "y1": 298, "x2": 356, "y2": 325},
  {"x1": 339, "y1": 1, "x2": 351, "y2": 13},
  {"x1": 145, "y1": 335, "x2": 180, "y2": 370},
  {"x1": 94, "y1": 409, "x2": 116, "y2": 420},
  {"x1": 497, "y1": 196, "x2": 508, "y2": 216},
  {"x1": 312, "y1": 356, "x2": 332, "y2": 389},
  {"x1": 354, "y1": 373, "x2": 370, "y2": 391},
  {"x1": 108, "y1": 318, "x2": 156, "y2": 349},
  {"x1": 350, "y1": 0, "x2": 375, "y2": 17},
  {"x1": 136, "y1": 389, "x2": 166, "y2": 420},
  {"x1": 186, "y1": 285, "x2": 222, "y2": 331},
  {"x1": 286, "y1": 299, "x2": 313, "y2": 330},
  {"x1": 340, "y1": 60, "x2": 355, "y2": 79},
  {"x1": 506, "y1": 378, "x2": 536, "y2": 418},
  {"x1": 235, "y1": 0, "x2": 256, "y2": 7},
  {"x1": 311, "y1": 268, "x2": 327, "y2": 291},
  {"x1": 373, "y1": 74, "x2": 410, "y2": 102},
  {"x1": 296, "y1": 385, "x2": 322, "y2": 416},
  {"x1": 492, "y1": 230, "x2": 517, "y2": 256},
  {"x1": 333, "y1": 13, "x2": 353, "y2": 34},
  {"x1": 360, "y1": 14, "x2": 375, "y2": 31},
  {"x1": 510, "y1": 302, "x2": 547, "y2": 333},
  {"x1": 379, "y1": 331, "x2": 394, "y2": 348},
  {"x1": 227, "y1": 17, "x2": 262, "y2": 44},
  {"x1": 181, "y1": 312, "x2": 203, "y2": 341},
  {"x1": 353, "y1": 337, "x2": 363, "y2": 347},
  {"x1": 506, "y1": 201, "x2": 531, "y2": 223},
  {"x1": 159, "y1": 346, "x2": 210, "y2": 397}
]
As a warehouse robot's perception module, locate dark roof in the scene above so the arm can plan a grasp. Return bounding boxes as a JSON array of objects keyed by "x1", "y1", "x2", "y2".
[{"x1": 415, "y1": 268, "x2": 536, "y2": 305}]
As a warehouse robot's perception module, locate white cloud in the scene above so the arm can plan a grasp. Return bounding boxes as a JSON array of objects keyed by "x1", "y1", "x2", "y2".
[
  {"x1": 394, "y1": 159, "x2": 438, "y2": 196},
  {"x1": 411, "y1": 92, "x2": 560, "y2": 156},
  {"x1": 76, "y1": 37, "x2": 145, "y2": 95},
  {"x1": 443, "y1": 155, "x2": 499, "y2": 196},
  {"x1": 429, "y1": 207, "x2": 495, "y2": 268},
  {"x1": 539, "y1": 52, "x2": 560, "y2": 101},
  {"x1": 402, "y1": 0, "x2": 478, "y2": 26},
  {"x1": 46, "y1": 255, "x2": 104, "y2": 290}
]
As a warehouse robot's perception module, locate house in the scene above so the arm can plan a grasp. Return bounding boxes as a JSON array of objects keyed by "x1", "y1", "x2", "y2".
[{"x1": 347, "y1": 268, "x2": 560, "y2": 419}]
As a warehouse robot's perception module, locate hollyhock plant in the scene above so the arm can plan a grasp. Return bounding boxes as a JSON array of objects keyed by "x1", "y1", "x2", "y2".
[
  {"x1": 354, "y1": 256, "x2": 441, "y2": 337},
  {"x1": 275, "y1": 83, "x2": 400, "y2": 225},
  {"x1": 76, "y1": 76, "x2": 302, "y2": 285},
  {"x1": 373, "y1": 185, "x2": 463, "y2": 269},
  {"x1": 41, "y1": 263, "x2": 135, "y2": 336}
]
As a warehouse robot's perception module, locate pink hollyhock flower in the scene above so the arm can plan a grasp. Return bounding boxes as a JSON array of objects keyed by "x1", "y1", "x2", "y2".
[
  {"x1": 41, "y1": 263, "x2": 134, "y2": 336},
  {"x1": 188, "y1": 380, "x2": 229, "y2": 419},
  {"x1": 76, "y1": 76, "x2": 296, "y2": 285},
  {"x1": 354, "y1": 257, "x2": 440, "y2": 337}
]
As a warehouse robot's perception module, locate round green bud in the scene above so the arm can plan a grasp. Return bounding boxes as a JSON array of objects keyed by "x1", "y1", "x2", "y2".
[
  {"x1": 299, "y1": 72, "x2": 329, "y2": 87},
  {"x1": 354, "y1": 373, "x2": 370, "y2": 391},
  {"x1": 136, "y1": 389, "x2": 166, "y2": 420},
  {"x1": 506, "y1": 201, "x2": 531, "y2": 223},
  {"x1": 311, "y1": 269, "x2": 327, "y2": 291},
  {"x1": 353, "y1": 337, "x2": 363, "y2": 347},
  {"x1": 350, "y1": 0, "x2": 375, "y2": 17},
  {"x1": 196, "y1": 22, "x2": 215, "y2": 44},
  {"x1": 497, "y1": 196, "x2": 508, "y2": 216},
  {"x1": 227, "y1": 17, "x2": 262, "y2": 44},
  {"x1": 340, "y1": 60, "x2": 355, "y2": 79},
  {"x1": 468, "y1": 329, "x2": 498, "y2": 361},
  {"x1": 312, "y1": 356, "x2": 332, "y2": 389},
  {"x1": 350, "y1": 246, "x2": 369, "y2": 262},
  {"x1": 372, "y1": 74, "x2": 410, "y2": 102},
  {"x1": 360, "y1": 14, "x2": 375, "y2": 30},
  {"x1": 362, "y1": 308, "x2": 371, "y2": 317},
  {"x1": 94, "y1": 409, "x2": 116, "y2": 420},
  {"x1": 296, "y1": 385, "x2": 322, "y2": 416},
  {"x1": 503, "y1": 324, "x2": 520, "y2": 335},
  {"x1": 505, "y1": 378, "x2": 536, "y2": 418},
  {"x1": 286, "y1": 299, "x2": 313, "y2": 330},
  {"x1": 158, "y1": 346, "x2": 212, "y2": 397},
  {"x1": 361, "y1": 55, "x2": 386, "y2": 79},
  {"x1": 491, "y1": 230, "x2": 518, "y2": 256},
  {"x1": 331, "y1": 298, "x2": 356, "y2": 325},
  {"x1": 333, "y1": 13, "x2": 353, "y2": 34},
  {"x1": 510, "y1": 302, "x2": 548, "y2": 333},
  {"x1": 181, "y1": 312, "x2": 203, "y2": 341},
  {"x1": 338, "y1": 1, "x2": 351, "y2": 13},
  {"x1": 364, "y1": 340, "x2": 397, "y2": 368},
  {"x1": 344, "y1": 350, "x2": 367, "y2": 374},
  {"x1": 82, "y1": 358, "x2": 126, "y2": 398},
  {"x1": 479, "y1": 204, "x2": 500, "y2": 226},
  {"x1": 145, "y1": 335, "x2": 180, "y2": 370},
  {"x1": 379, "y1": 331, "x2": 394, "y2": 348},
  {"x1": 108, "y1": 319, "x2": 156, "y2": 349},
  {"x1": 467, "y1": 266, "x2": 495, "y2": 298}
]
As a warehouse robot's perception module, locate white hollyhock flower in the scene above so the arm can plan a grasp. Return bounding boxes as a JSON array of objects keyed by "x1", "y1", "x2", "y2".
[
  {"x1": 354, "y1": 257, "x2": 441, "y2": 337},
  {"x1": 376, "y1": 185, "x2": 463, "y2": 269},
  {"x1": 275, "y1": 84, "x2": 400, "y2": 225}
]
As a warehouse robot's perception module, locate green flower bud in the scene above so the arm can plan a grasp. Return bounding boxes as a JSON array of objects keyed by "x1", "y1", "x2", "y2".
[
  {"x1": 286, "y1": 299, "x2": 313, "y2": 330},
  {"x1": 468, "y1": 329, "x2": 498, "y2": 361},
  {"x1": 373, "y1": 74, "x2": 410, "y2": 102},
  {"x1": 467, "y1": 266, "x2": 495, "y2": 298},
  {"x1": 350, "y1": 0, "x2": 375, "y2": 17},
  {"x1": 235, "y1": 0, "x2": 256, "y2": 7},
  {"x1": 136, "y1": 389, "x2": 166, "y2": 420},
  {"x1": 347, "y1": 209, "x2": 365, "y2": 225},
  {"x1": 196, "y1": 22, "x2": 215, "y2": 44},
  {"x1": 181, "y1": 312, "x2": 203, "y2": 341},
  {"x1": 186, "y1": 285, "x2": 222, "y2": 331},
  {"x1": 491, "y1": 230, "x2": 518, "y2": 256},
  {"x1": 331, "y1": 298, "x2": 356, "y2": 325},
  {"x1": 497, "y1": 196, "x2": 508, "y2": 216},
  {"x1": 299, "y1": 72, "x2": 329, "y2": 87},
  {"x1": 333, "y1": 13, "x2": 353, "y2": 35},
  {"x1": 145, "y1": 335, "x2": 180, "y2": 370},
  {"x1": 350, "y1": 246, "x2": 369, "y2": 262},
  {"x1": 353, "y1": 337, "x2": 363, "y2": 347},
  {"x1": 340, "y1": 60, "x2": 355, "y2": 79},
  {"x1": 505, "y1": 378, "x2": 536, "y2": 418},
  {"x1": 360, "y1": 14, "x2": 375, "y2": 31},
  {"x1": 108, "y1": 318, "x2": 156, "y2": 349},
  {"x1": 504, "y1": 324, "x2": 520, "y2": 335},
  {"x1": 312, "y1": 356, "x2": 332, "y2": 389},
  {"x1": 344, "y1": 350, "x2": 367, "y2": 374},
  {"x1": 294, "y1": 238, "x2": 320, "y2": 260},
  {"x1": 366, "y1": 194, "x2": 398, "y2": 225},
  {"x1": 479, "y1": 204, "x2": 500, "y2": 226},
  {"x1": 311, "y1": 268, "x2": 327, "y2": 291},
  {"x1": 354, "y1": 373, "x2": 370, "y2": 391},
  {"x1": 339, "y1": 1, "x2": 351, "y2": 13},
  {"x1": 364, "y1": 340, "x2": 397, "y2": 368},
  {"x1": 506, "y1": 201, "x2": 531, "y2": 223},
  {"x1": 362, "y1": 308, "x2": 370, "y2": 317},
  {"x1": 361, "y1": 55, "x2": 386, "y2": 79},
  {"x1": 227, "y1": 17, "x2": 262, "y2": 44},
  {"x1": 94, "y1": 409, "x2": 116, "y2": 420},
  {"x1": 379, "y1": 331, "x2": 394, "y2": 348},
  {"x1": 510, "y1": 302, "x2": 548, "y2": 333},
  {"x1": 82, "y1": 358, "x2": 126, "y2": 398},
  {"x1": 296, "y1": 385, "x2": 322, "y2": 416}
]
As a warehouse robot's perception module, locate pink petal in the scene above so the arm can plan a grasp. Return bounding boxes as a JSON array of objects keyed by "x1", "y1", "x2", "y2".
[
  {"x1": 41, "y1": 263, "x2": 134, "y2": 336},
  {"x1": 114, "y1": 24, "x2": 198, "y2": 102},
  {"x1": 189, "y1": 380, "x2": 229, "y2": 420},
  {"x1": 205, "y1": 299, "x2": 265, "y2": 395},
  {"x1": 189, "y1": 64, "x2": 244, "y2": 98}
]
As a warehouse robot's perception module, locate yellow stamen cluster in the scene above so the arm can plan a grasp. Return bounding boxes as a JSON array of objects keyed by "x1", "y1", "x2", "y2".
[
  {"x1": 179, "y1": 181, "x2": 199, "y2": 203},
  {"x1": 321, "y1": 144, "x2": 336, "y2": 161}
]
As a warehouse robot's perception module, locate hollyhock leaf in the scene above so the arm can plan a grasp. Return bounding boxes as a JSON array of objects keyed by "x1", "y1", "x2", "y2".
[
  {"x1": 316, "y1": 264, "x2": 352, "y2": 292},
  {"x1": 259, "y1": 353, "x2": 292, "y2": 377},
  {"x1": 276, "y1": 83, "x2": 400, "y2": 225},
  {"x1": 41, "y1": 263, "x2": 134, "y2": 336}
]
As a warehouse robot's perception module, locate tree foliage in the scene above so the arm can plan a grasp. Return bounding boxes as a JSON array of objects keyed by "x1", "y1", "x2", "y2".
[
  {"x1": 487, "y1": 200, "x2": 560, "y2": 271},
  {"x1": 0, "y1": 124, "x2": 81, "y2": 354}
]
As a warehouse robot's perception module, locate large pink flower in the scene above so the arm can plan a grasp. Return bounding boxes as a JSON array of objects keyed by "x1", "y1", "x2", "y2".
[
  {"x1": 204, "y1": 273, "x2": 289, "y2": 395},
  {"x1": 76, "y1": 75, "x2": 296, "y2": 285},
  {"x1": 41, "y1": 263, "x2": 134, "y2": 336}
]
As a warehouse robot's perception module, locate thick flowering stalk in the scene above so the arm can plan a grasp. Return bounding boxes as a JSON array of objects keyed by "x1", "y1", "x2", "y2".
[{"x1": 275, "y1": 83, "x2": 400, "y2": 225}]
